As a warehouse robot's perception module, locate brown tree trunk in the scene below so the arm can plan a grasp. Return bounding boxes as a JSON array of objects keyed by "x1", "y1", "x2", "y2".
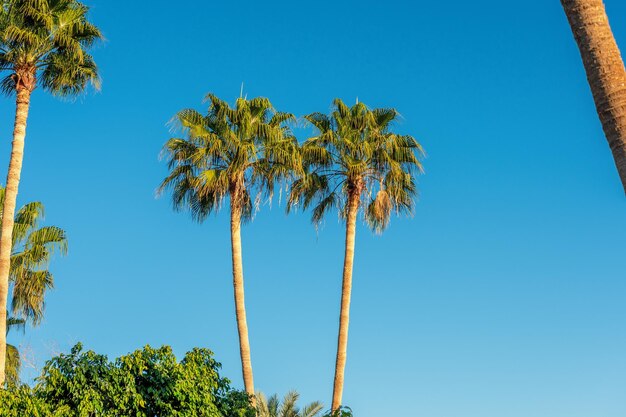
[
  {"x1": 229, "y1": 194, "x2": 255, "y2": 404},
  {"x1": 0, "y1": 87, "x2": 32, "y2": 386},
  {"x1": 561, "y1": 0, "x2": 626, "y2": 193},
  {"x1": 331, "y1": 188, "x2": 361, "y2": 412}
]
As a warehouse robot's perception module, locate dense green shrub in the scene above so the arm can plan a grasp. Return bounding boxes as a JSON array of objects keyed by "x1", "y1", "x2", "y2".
[{"x1": 0, "y1": 343, "x2": 255, "y2": 417}]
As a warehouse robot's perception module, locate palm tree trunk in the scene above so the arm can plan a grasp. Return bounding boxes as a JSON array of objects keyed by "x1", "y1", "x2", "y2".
[
  {"x1": 0, "y1": 87, "x2": 32, "y2": 386},
  {"x1": 229, "y1": 197, "x2": 255, "y2": 404},
  {"x1": 331, "y1": 190, "x2": 360, "y2": 412},
  {"x1": 561, "y1": 0, "x2": 626, "y2": 193}
]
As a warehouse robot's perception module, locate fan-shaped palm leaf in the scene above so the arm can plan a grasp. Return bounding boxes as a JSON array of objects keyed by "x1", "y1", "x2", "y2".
[
  {"x1": 0, "y1": 186, "x2": 67, "y2": 326},
  {"x1": 256, "y1": 391, "x2": 323, "y2": 417}
]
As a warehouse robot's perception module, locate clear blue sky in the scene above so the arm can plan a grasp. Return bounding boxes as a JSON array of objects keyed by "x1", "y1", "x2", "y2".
[{"x1": 2, "y1": 0, "x2": 626, "y2": 416}]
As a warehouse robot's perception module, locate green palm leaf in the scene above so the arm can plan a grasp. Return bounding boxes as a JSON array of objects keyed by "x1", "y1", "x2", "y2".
[
  {"x1": 256, "y1": 391, "x2": 323, "y2": 417},
  {"x1": 5, "y1": 313, "x2": 26, "y2": 387},
  {"x1": 0, "y1": 186, "x2": 67, "y2": 325}
]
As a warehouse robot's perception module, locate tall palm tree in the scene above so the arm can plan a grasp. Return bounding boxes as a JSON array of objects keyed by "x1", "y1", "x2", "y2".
[
  {"x1": 0, "y1": 185, "x2": 67, "y2": 387},
  {"x1": 159, "y1": 94, "x2": 300, "y2": 400},
  {"x1": 288, "y1": 99, "x2": 423, "y2": 411},
  {"x1": 560, "y1": 0, "x2": 626, "y2": 193},
  {"x1": 0, "y1": 0, "x2": 101, "y2": 384},
  {"x1": 256, "y1": 391, "x2": 323, "y2": 417}
]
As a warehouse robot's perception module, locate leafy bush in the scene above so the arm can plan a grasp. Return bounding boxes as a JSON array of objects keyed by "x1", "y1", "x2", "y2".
[{"x1": 0, "y1": 343, "x2": 255, "y2": 417}]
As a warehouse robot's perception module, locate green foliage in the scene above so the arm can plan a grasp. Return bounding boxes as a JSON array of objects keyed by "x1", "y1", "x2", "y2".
[
  {"x1": 159, "y1": 94, "x2": 300, "y2": 222},
  {"x1": 288, "y1": 99, "x2": 424, "y2": 233},
  {"x1": 0, "y1": 385, "x2": 53, "y2": 417},
  {"x1": 1, "y1": 186, "x2": 68, "y2": 326},
  {"x1": 256, "y1": 391, "x2": 324, "y2": 417},
  {"x1": 0, "y1": 343, "x2": 255, "y2": 417},
  {"x1": 5, "y1": 313, "x2": 25, "y2": 387},
  {"x1": 216, "y1": 390, "x2": 257, "y2": 417},
  {"x1": 0, "y1": 0, "x2": 103, "y2": 96},
  {"x1": 322, "y1": 406, "x2": 353, "y2": 417}
]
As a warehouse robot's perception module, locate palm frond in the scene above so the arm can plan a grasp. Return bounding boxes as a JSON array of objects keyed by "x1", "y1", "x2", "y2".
[
  {"x1": 0, "y1": 185, "x2": 67, "y2": 326},
  {"x1": 12, "y1": 269, "x2": 54, "y2": 325},
  {"x1": 5, "y1": 342, "x2": 20, "y2": 386},
  {"x1": 7, "y1": 314, "x2": 26, "y2": 335},
  {"x1": 256, "y1": 391, "x2": 323, "y2": 417}
]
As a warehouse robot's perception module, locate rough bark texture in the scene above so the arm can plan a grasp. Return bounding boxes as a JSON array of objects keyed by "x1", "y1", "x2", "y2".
[
  {"x1": 561, "y1": 0, "x2": 626, "y2": 193},
  {"x1": 0, "y1": 86, "x2": 32, "y2": 386},
  {"x1": 229, "y1": 192, "x2": 255, "y2": 404},
  {"x1": 331, "y1": 187, "x2": 361, "y2": 412}
]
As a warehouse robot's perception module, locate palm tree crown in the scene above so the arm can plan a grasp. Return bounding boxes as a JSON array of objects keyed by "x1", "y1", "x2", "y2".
[
  {"x1": 0, "y1": 0, "x2": 102, "y2": 96},
  {"x1": 159, "y1": 94, "x2": 300, "y2": 221},
  {"x1": 289, "y1": 98, "x2": 424, "y2": 232}
]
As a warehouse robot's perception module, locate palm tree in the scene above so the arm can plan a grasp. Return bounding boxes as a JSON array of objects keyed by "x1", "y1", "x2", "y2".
[
  {"x1": 560, "y1": 0, "x2": 626, "y2": 193},
  {"x1": 0, "y1": 185, "x2": 67, "y2": 387},
  {"x1": 288, "y1": 99, "x2": 423, "y2": 411},
  {"x1": 256, "y1": 391, "x2": 323, "y2": 417},
  {"x1": 0, "y1": 0, "x2": 101, "y2": 384},
  {"x1": 159, "y1": 94, "x2": 300, "y2": 400}
]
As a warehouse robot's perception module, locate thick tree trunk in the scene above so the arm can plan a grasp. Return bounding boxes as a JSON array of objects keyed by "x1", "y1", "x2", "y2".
[
  {"x1": 229, "y1": 198, "x2": 255, "y2": 404},
  {"x1": 331, "y1": 190, "x2": 360, "y2": 412},
  {"x1": 561, "y1": 0, "x2": 626, "y2": 193},
  {"x1": 0, "y1": 87, "x2": 32, "y2": 386}
]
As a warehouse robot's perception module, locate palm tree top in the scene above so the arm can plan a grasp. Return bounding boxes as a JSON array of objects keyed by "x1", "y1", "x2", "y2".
[
  {"x1": 0, "y1": 0, "x2": 103, "y2": 96},
  {"x1": 289, "y1": 98, "x2": 424, "y2": 233},
  {"x1": 159, "y1": 94, "x2": 301, "y2": 223}
]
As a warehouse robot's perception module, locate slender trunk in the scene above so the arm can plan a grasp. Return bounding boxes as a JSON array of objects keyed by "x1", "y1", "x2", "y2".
[
  {"x1": 561, "y1": 0, "x2": 626, "y2": 193},
  {"x1": 229, "y1": 196, "x2": 255, "y2": 404},
  {"x1": 0, "y1": 87, "x2": 32, "y2": 386},
  {"x1": 331, "y1": 189, "x2": 361, "y2": 412}
]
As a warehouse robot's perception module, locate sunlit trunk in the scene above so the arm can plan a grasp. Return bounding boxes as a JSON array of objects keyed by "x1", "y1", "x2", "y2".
[
  {"x1": 229, "y1": 195, "x2": 255, "y2": 404},
  {"x1": 331, "y1": 189, "x2": 360, "y2": 411},
  {"x1": 0, "y1": 86, "x2": 32, "y2": 386},
  {"x1": 561, "y1": 0, "x2": 626, "y2": 193}
]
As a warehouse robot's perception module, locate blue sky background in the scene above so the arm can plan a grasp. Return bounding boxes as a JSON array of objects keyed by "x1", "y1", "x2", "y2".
[{"x1": 2, "y1": 0, "x2": 626, "y2": 416}]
